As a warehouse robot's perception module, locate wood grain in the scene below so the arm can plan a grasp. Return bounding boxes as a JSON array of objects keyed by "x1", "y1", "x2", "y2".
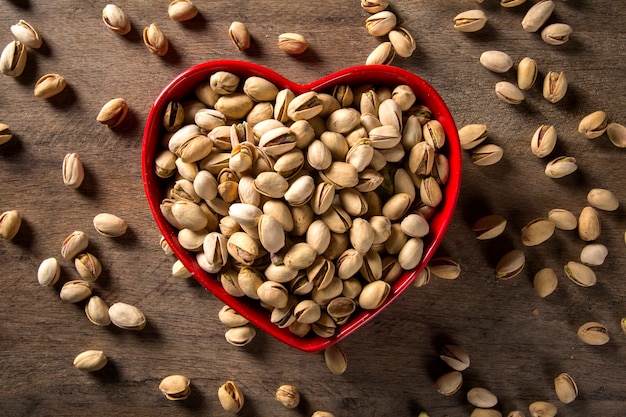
[{"x1": 1, "y1": 1, "x2": 625, "y2": 416}]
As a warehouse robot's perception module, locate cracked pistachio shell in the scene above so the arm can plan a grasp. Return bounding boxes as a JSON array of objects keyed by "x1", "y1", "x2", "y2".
[
  {"x1": 62, "y1": 153, "x2": 84, "y2": 188},
  {"x1": 436, "y1": 371, "x2": 463, "y2": 396},
  {"x1": 529, "y1": 401, "x2": 557, "y2": 417},
  {"x1": 495, "y1": 81, "x2": 524, "y2": 104},
  {"x1": 358, "y1": 280, "x2": 390, "y2": 310},
  {"x1": 210, "y1": 71, "x2": 240, "y2": 95},
  {"x1": 159, "y1": 375, "x2": 191, "y2": 400},
  {"x1": 495, "y1": 249, "x2": 525, "y2": 280},
  {"x1": 587, "y1": 188, "x2": 619, "y2": 211},
  {"x1": 75, "y1": 252, "x2": 102, "y2": 281},
  {"x1": 325, "y1": 345, "x2": 348, "y2": 375},
  {"x1": 420, "y1": 177, "x2": 442, "y2": 208},
  {"x1": 580, "y1": 243, "x2": 608, "y2": 266},
  {"x1": 34, "y1": 73, "x2": 67, "y2": 99},
  {"x1": 564, "y1": 261, "x2": 596, "y2": 287},
  {"x1": 501, "y1": 0, "x2": 527, "y2": 6},
  {"x1": 577, "y1": 321, "x2": 609, "y2": 345},
  {"x1": 531, "y1": 125, "x2": 557, "y2": 158},
  {"x1": 533, "y1": 267, "x2": 558, "y2": 298},
  {"x1": 0, "y1": 123, "x2": 12, "y2": 145},
  {"x1": 545, "y1": 156, "x2": 577, "y2": 178},
  {"x1": 607, "y1": 122, "x2": 626, "y2": 148},
  {"x1": 480, "y1": 51, "x2": 513, "y2": 73},
  {"x1": 365, "y1": 11, "x2": 397, "y2": 37},
  {"x1": 93, "y1": 213, "x2": 127, "y2": 237},
  {"x1": 294, "y1": 299, "x2": 321, "y2": 324},
  {"x1": 522, "y1": 0, "x2": 554, "y2": 32},
  {"x1": 229, "y1": 21, "x2": 250, "y2": 51},
  {"x1": 1, "y1": 40, "x2": 27, "y2": 77},
  {"x1": 97, "y1": 98, "x2": 128, "y2": 128},
  {"x1": 11, "y1": 20, "x2": 42, "y2": 49},
  {"x1": 168, "y1": 0, "x2": 198, "y2": 21},
  {"x1": 366, "y1": 41, "x2": 395, "y2": 65},
  {"x1": 155, "y1": 150, "x2": 177, "y2": 178},
  {"x1": 73, "y1": 350, "x2": 108, "y2": 372},
  {"x1": 389, "y1": 27, "x2": 416, "y2": 58},
  {"x1": 278, "y1": 33, "x2": 308, "y2": 54},
  {"x1": 521, "y1": 218, "x2": 555, "y2": 246},
  {"x1": 554, "y1": 373, "x2": 578, "y2": 404},
  {"x1": 440, "y1": 344, "x2": 470, "y2": 371},
  {"x1": 61, "y1": 230, "x2": 89, "y2": 259},
  {"x1": 548, "y1": 208, "x2": 577, "y2": 230},
  {"x1": 142, "y1": 23, "x2": 169, "y2": 56},
  {"x1": 543, "y1": 71, "x2": 568, "y2": 103},
  {"x1": 542, "y1": 23, "x2": 572, "y2": 45},
  {"x1": 467, "y1": 387, "x2": 498, "y2": 408},
  {"x1": 428, "y1": 257, "x2": 461, "y2": 280},
  {"x1": 472, "y1": 214, "x2": 507, "y2": 240},
  {"x1": 37, "y1": 257, "x2": 61, "y2": 287},
  {"x1": 578, "y1": 111, "x2": 608, "y2": 139},
  {"x1": 458, "y1": 124, "x2": 488, "y2": 150},
  {"x1": 60, "y1": 280, "x2": 92, "y2": 303},
  {"x1": 218, "y1": 380, "x2": 244, "y2": 413},
  {"x1": 276, "y1": 385, "x2": 300, "y2": 409},
  {"x1": 85, "y1": 295, "x2": 111, "y2": 326},
  {"x1": 361, "y1": 0, "x2": 389, "y2": 13},
  {"x1": 453, "y1": 9, "x2": 487, "y2": 32},
  {"x1": 102, "y1": 4, "x2": 131, "y2": 35},
  {"x1": 578, "y1": 206, "x2": 601, "y2": 241},
  {"x1": 219, "y1": 305, "x2": 249, "y2": 327},
  {"x1": 257, "y1": 281, "x2": 289, "y2": 308},
  {"x1": 472, "y1": 144, "x2": 503, "y2": 166},
  {"x1": 0, "y1": 210, "x2": 21, "y2": 240},
  {"x1": 517, "y1": 57, "x2": 538, "y2": 90},
  {"x1": 109, "y1": 302, "x2": 146, "y2": 330},
  {"x1": 172, "y1": 259, "x2": 192, "y2": 279}
]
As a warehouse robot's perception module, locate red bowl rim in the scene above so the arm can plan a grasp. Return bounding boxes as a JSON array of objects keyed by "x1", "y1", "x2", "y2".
[{"x1": 142, "y1": 60, "x2": 461, "y2": 353}]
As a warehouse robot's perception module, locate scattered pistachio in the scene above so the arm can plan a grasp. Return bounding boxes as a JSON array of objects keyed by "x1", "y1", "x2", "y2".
[
  {"x1": 312, "y1": 412, "x2": 336, "y2": 417},
  {"x1": 607, "y1": 122, "x2": 626, "y2": 148},
  {"x1": 471, "y1": 410, "x2": 502, "y2": 417},
  {"x1": 548, "y1": 208, "x2": 577, "y2": 230},
  {"x1": 10, "y1": 20, "x2": 42, "y2": 49},
  {"x1": 168, "y1": 0, "x2": 198, "y2": 21},
  {"x1": 0, "y1": 123, "x2": 12, "y2": 145},
  {"x1": 580, "y1": 243, "x2": 608, "y2": 266},
  {"x1": 108, "y1": 302, "x2": 147, "y2": 330},
  {"x1": 218, "y1": 380, "x2": 245, "y2": 413},
  {"x1": 495, "y1": 81, "x2": 524, "y2": 104},
  {"x1": 62, "y1": 153, "x2": 85, "y2": 188},
  {"x1": 361, "y1": 0, "x2": 389, "y2": 13},
  {"x1": 0, "y1": 40, "x2": 27, "y2": 77},
  {"x1": 34, "y1": 73, "x2": 67, "y2": 99},
  {"x1": 501, "y1": 0, "x2": 527, "y2": 7},
  {"x1": 458, "y1": 124, "x2": 488, "y2": 150},
  {"x1": 366, "y1": 41, "x2": 395, "y2": 65},
  {"x1": 436, "y1": 371, "x2": 463, "y2": 396},
  {"x1": 229, "y1": 21, "x2": 251, "y2": 51},
  {"x1": 528, "y1": 401, "x2": 557, "y2": 417},
  {"x1": 495, "y1": 249, "x2": 525, "y2": 280},
  {"x1": 324, "y1": 344, "x2": 348, "y2": 375},
  {"x1": 467, "y1": 387, "x2": 498, "y2": 408},
  {"x1": 541, "y1": 23, "x2": 573, "y2": 46},
  {"x1": 102, "y1": 4, "x2": 131, "y2": 35},
  {"x1": 37, "y1": 257, "x2": 61, "y2": 287},
  {"x1": 93, "y1": 213, "x2": 128, "y2": 237},
  {"x1": 0, "y1": 210, "x2": 21, "y2": 240},
  {"x1": 564, "y1": 261, "x2": 597, "y2": 287},
  {"x1": 61, "y1": 230, "x2": 88, "y2": 259},
  {"x1": 365, "y1": 11, "x2": 397, "y2": 37},
  {"x1": 143, "y1": 23, "x2": 168, "y2": 56},
  {"x1": 544, "y1": 156, "x2": 577, "y2": 178},
  {"x1": 472, "y1": 144, "x2": 504, "y2": 166},
  {"x1": 521, "y1": 218, "x2": 555, "y2": 246},
  {"x1": 453, "y1": 9, "x2": 488, "y2": 32},
  {"x1": 578, "y1": 111, "x2": 608, "y2": 139},
  {"x1": 543, "y1": 71, "x2": 568, "y2": 103},
  {"x1": 554, "y1": 372, "x2": 578, "y2": 404},
  {"x1": 587, "y1": 188, "x2": 619, "y2": 211},
  {"x1": 275, "y1": 384, "x2": 300, "y2": 409},
  {"x1": 577, "y1": 321, "x2": 609, "y2": 345},
  {"x1": 388, "y1": 27, "x2": 416, "y2": 58},
  {"x1": 278, "y1": 33, "x2": 308, "y2": 54},
  {"x1": 159, "y1": 375, "x2": 191, "y2": 400},
  {"x1": 472, "y1": 214, "x2": 507, "y2": 240},
  {"x1": 533, "y1": 267, "x2": 558, "y2": 297},
  {"x1": 225, "y1": 324, "x2": 256, "y2": 346},
  {"x1": 517, "y1": 57, "x2": 538, "y2": 90},
  {"x1": 75, "y1": 252, "x2": 102, "y2": 281},
  {"x1": 60, "y1": 280, "x2": 92, "y2": 303},
  {"x1": 480, "y1": 50, "x2": 513, "y2": 73},
  {"x1": 521, "y1": 0, "x2": 554, "y2": 33},
  {"x1": 85, "y1": 295, "x2": 111, "y2": 326},
  {"x1": 97, "y1": 98, "x2": 128, "y2": 128},
  {"x1": 73, "y1": 350, "x2": 108, "y2": 372},
  {"x1": 428, "y1": 257, "x2": 461, "y2": 280},
  {"x1": 530, "y1": 125, "x2": 557, "y2": 158},
  {"x1": 578, "y1": 206, "x2": 601, "y2": 241},
  {"x1": 440, "y1": 344, "x2": 470, "y2": 371}
]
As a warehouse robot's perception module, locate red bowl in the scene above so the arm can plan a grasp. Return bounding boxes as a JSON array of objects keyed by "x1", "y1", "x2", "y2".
[{"x1": 142, "y1": 60, "x2": 461, "y2": 353}]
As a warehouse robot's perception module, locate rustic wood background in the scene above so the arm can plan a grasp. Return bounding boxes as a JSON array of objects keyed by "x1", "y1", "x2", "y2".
[{"x1": 1, "y1": 1, "x2": 625, "y2": 416}]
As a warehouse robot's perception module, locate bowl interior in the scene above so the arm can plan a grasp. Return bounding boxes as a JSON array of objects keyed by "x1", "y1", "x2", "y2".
[{"x1": 142, "y1": 60, "x2": 461, "y2": 352}]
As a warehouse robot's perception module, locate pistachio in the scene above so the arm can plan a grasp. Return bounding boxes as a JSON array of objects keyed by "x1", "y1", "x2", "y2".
[
  {"x1": 219, "y1": 305, "x2": 249, "y2": 327},
  {"x1": 210, "y1": 71, "x2": 240, "y2": 95},
  {"x1": 501, "y1": 0, "x2": 527, "y2": 7},
  {"x1": 143, "y1": 23, "x2": 168, "y2": 56},
  {"x1": 530, "y1": 125, "x2": 557, "y2": 158},
  {"x1": 564, "y1": 261, "x2": 597, "y2": 287},
  {"x1": 278, "y1": 33, "x2": 308, "y2": 54},
  {"x1": 73, "y1": 350, "x2": 108, "y2": 372},
  {"x1": 472, "y1": 144, "x2": 504, "y2": 166},
  {"x1": 495, "y1": 81, "x2": 524, "y2": 104},
  {"x1": 548, "y1": 208, "x2": 578, "y2": 230},
  {"x1": 361, "y1": 0, "x2": 389, "y2": 13},
  {"x1": 521, "y1": 0, "x2": 554, "y2": 32},
  {"x1": 96, "y1": 98, "x2": 128, "y2": 128},
  {"x1": 0, "y1": 210, "x2": 21, "y2": 240},
  {"x1": 228, "y1": 21, "x2": 251, "y2": 51},
  {"x1": 578, "y1": 206, "x2": 601, "y2": 241},
  {"x1": 61, "y1": 230, "x2": 89, "y2": 259},
  {"x1": 389, "y1": 27, "x2": 416, "y2": 58},
  {"x1": 480, "y1": 50, "x2": 513, "y2": 73},
  {"x1": 62, "y1": 153, "x2": 85, "y2": 188},
  {"x1": 398, "y1": 237, "x2": 424, "y2": 270},
  {"x1": 366, "y1": 41, "x2": 395, "y2": 65},
  {"x1": 607, "y1": 122, "x2": 626, "y2": 148},
  {"x1": 401, "y1": 213, "x2": 429, "y2": 238},
  {"x1": 60, "y1": 280, "x2": 92, "y2": 303},
  {"x1": 37, "y1": 257, "x2": 61, "y2": 287},
  {"x1": 284, "y1": 242, "x2": 317, "y2": 270},
  {"x1": 587, "y1": 188, "x2": 619, "y2": 211},
  {"x1": 428, "y1": 257, "x2": 461, "y2": 280},
  {"x1": 467, "y1": 387, "x2": 498, "y2": 408},
  {"x1": 358, "y1": 280, "x2": 390, "y2": 310},
  {"x1": 528, "y1": 401, "x2": 557, "y2": 417},
  {"x1": 218, "y1": 380, "x2": 245, "y2": 413},
  {"x1": 471, "y1": 410, "x2": 502, "y2": 417},
  {"x1": 517, "y1": 57, "x2": 538, "y2": 90},
  {"x1": 472, "y1": 214, "x2": 507, "y2": 240},
  {"x1": 453, "y1": 9, "x2": 488, "y2": 32},
  {"x1": 92, "y1": 212, "x2": 127, "y2": 237},
  {"x1": 533, "y1": 268, "x2": 558, "y2": 298},
  {"x1": 276, "y1": 384, "x2": 300, "y2": 409},
  {"x1": 554, "y1": 372, "x2": 578, "y2": 404},
  {"x1": 521, "y1": 218, "x2": 555, "y2": 246},
  {"x1": 541, "y1": 23, "x2": 572, "y2": 45},
  {"x1": 545, "y1": 156, "x2": 577, "y2": 178},
  {"x1": 85, "y1": 295, "x2": 112, "y2": 326},
  {"x1": 1, "y1": 40, "x2": 27, "y2": 77},
  {"x1": 75, "y1": 253, "x2": 102, "y2": 281},
  {"x1": 439, "y1": 344, "x2": 470, "y2": 371},
  {"x1": 580, "y1": 243, "x2": 608, "y2": 266},
  {"x1": 102, "y1": 4, "x2": 131, "y2": 35},
  {"x1": 578, "y1": 111, "x2": 608, "y2": 139},
  {"x1": 365, "y1": 11, "x2": 397, "y2": 37},
  {"x1": 436, "y1": 371, "x2": 463, "y2": 396},
  {"x1": 324, "y1": 344, "x2": 348, "y2": 375},
  {"x1": 577, "y1": 321, "x2": 609, "y2": 345},
  {"x1": 10, "y1": 20, "x2": 42, "y2": 49},
  {"x1": 622, "y1": 318, "x2": 626, "y2": 335},
  {"x1": 543, "y1": 71, "x2": 568, "y2": 103},
  {"x1": 108, "y1": 302, "x2": 147, "y2": 330},
  {"x1": 159, "y1": 375, "x2": 191, "y2": 401},
  {"x1": 171, "y1": 200, "x2": 208, "y2": 231},
  {"x1": 225, "y1": 324, "x2": 257, "y2": 346},
  {"x1": 168, "y1": 0, "x2": 198, "y2": 21},
  {"x1": 495, "y1": 249, "x2": 525, "y2": 280},
  {"x1": 34, "y1": 73, "x2": 67, "y2": 99},
  {"x1": 312, "y1": 412, "x2": 337, "y2": 417},
  {"x1": 287, "y1": 92, "x2": 323, "y2": 121},
  {"x1": 458, "y1": 124, "x2": 488, "y2": 150},
  {"x1": 0, "y1": 123, "x2": 12, "y2": 145},
  {"x1": 507, "y1": 412, "x2": 526, "y2": 417}
]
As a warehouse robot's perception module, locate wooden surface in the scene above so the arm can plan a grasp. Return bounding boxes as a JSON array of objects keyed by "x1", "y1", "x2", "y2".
[{"x1": 1, "y1": 1, "x2": 625, "y2": 416}]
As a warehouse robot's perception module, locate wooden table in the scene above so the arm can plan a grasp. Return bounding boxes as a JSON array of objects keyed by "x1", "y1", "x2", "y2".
[{"x1": 1, "y1": 1, "x2": 625, "y2": 416}]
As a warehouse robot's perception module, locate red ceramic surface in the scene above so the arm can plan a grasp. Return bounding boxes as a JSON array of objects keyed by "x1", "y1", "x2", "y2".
[{"x1": 142, "y1": 60, "x2": 461, "y2": 353}]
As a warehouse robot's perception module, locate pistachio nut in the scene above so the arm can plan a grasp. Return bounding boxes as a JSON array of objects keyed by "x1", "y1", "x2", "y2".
[
  {"x1": 287, "y1": 92, "x2": 323, "y2": 121},
  {"x1": 294, "y1": 299, "x2": 321, "y2": 324},
  {"x1": 428, "y1": 257, "x2": 461, "y2": 280},
  {"x1": 60, "y1": 280, "x2": 92, "y2": 303},
  {"x1": 324, "y1": 345, "x2": 348, "y2": 375},
  {"x1": 521, "y1": 218, "x2": 555, "y2": 246},
  {"x1": 554, "y1": 372, "x2": 578, "y2": 404},
  {"x1": 577, "y1": 321, "x2": 609, "y2": 345},
  {"x1": 587, "y1": 188, "x2": 619, "y2": 211},
  {"x1": 93, "y1": 213, "x2": 127, "y2": 237},
  {"x1": 471, "y1": 410, "x2": 502, "y2": 417},
  {"x1": 607, "y1": 122, "x2": 626, "y2": 148},
  {"x1": 73, "y1": 350, "x2": 108, "y2": 372},
  {"x1": 517, "y1": 57, "x2": 538, "y2": 90},
  {"x1": 102, "y1": 4, "x2": 131, "y2": 35},
  {"x1": 218, "y1": 305, "x2": 249, "y2": 327},
  {"x1": 548, "y1": 208, "x2": 577, "y2": 230},
  {"x1": 96, "y1": 98, "x2": 128, "y2": 128},
  {"x1": 495, "y1": 81, "x2": 524, "y2": 104},
  {"x1": 578, "y1": 111, "x2": 608, "y2": 139},
  {"x1": 467, "y1": 387, "x2": 498, "y2": 408},
  {"x1": 472, "y1": 144, "x2": 504, "y2": 166},
  {"x1": 440, "y1": 344, "x2": 470, "y2": 371},
  {"x1": 172, "y1": 259, "x2": 192, "y2": 279},
  {"x1": 159, "y1": 375, "x2": 191, "y2": 400},
  {"x1": 472, "y1": 214, "x2": 507, "y2": 240},
  {"x1": 155, "y1": 150, "x2": 177, "y2": 178},
  {"x1": 75, "y1": 252, "x2": 102, "y2": 281},
  {"x1": 580, "y1": 243, "x2": 608, "y2": 266},
  {"x1": 243, "y1": 76, "x2": 278, "y2": 102},
  {"x1": 171, "y1": 200, "x2": 208, "y2": 231},
  {"x1": 327, "y1": 296, "x2": 356, "y2": 319},
  {"x1": 85, "y1": 295, "x2": 112, "y2": 326},
  {"x1": 458, "y1": 124, "x2": 488, "y2": 150},
  {"x1": 227, "y1": 231, "x2": 260, "y2": 265},
  {"x1": 381, "y1": 192, "x2": 412, "y2": 220},
  {"x1": 622, "y1": 318, "x2": 626, "y2": 335},
  {"x1": 398, "y1": 237, "x2": 424, "y2": 270},
  {"x1": 361, "y1": 0, "x2": 389, "y2": 13},
  {"x1": 350, "y1": 218, "x2": 375, "y2": 254},
  {"x1": 531, "y1": 125, "x2": 557, "y2": 158},
  {"x1": 453, "y1": 9, "x2": 488, "y2": 32},
  {"x1": 275, "y1": 384, "x2": 300, "y2": 409},
  {"x1": 389, "y1": 27, "x2": 416, "y2": 58},
  {"x1": 1, "y1": 40, "x2": 27, "y2": 77},
  {"x1": 257, "y1": 281, "x2": 289, "y2": 308},
  {"x1": 358, "y1": 280, "x2": 390, "y2": 310},
  {"x1": 168, "y1": 0, "x2": 198, "y2": 21},
  {"x1": 528, "y1": 401, "x2": 557, "y2": 417},
  {"x1": 34, "y1": 73, "x2": 67, "y2": 99},
  {"x1": 0, "y1": 123, "x2": 12, "y2": 145},
  {"x1": 501, "y1": 0, "x2": 527, "y2": 7},
  {"x1": 545, "y1": 156, "x2": 577, "y2": 178},
  {"x1": 400, "y1": 213, "x2": 429, "y2": 238},
  {"x1": 480, "y1": 50, "x2": 513, "y2": 73},
  {"x1": 521, "y1": 0, "x2": 554, "y2": 32},
  {"x1": 108, "y1": 302, "x2": 147, "y2": 330},
  {"x1": 507, "y1": 412, "x2": 526, "y2": 417},
  {"x1": 215, "y1": 93, "x2": 254, "y2": 119},
  {"x1": 564, "y1": 260, "x2": 597, "y2": 287},
  {"x1": 0, "y1": 210, "x2": 21, "y2": 240},
  {"x1": 228, "y1": 21, "x2": 251, "y2": 51},
  {"x1": 306, "y1": 220, "x2": 331, "y2": 255},
  {"x1": 218, "y1": 380, "x2": 244, "y2": 413},
  {"x1": 283, "y1": 242, "x2": 317, "y2": 270},
  {"x1": 62, "y1": 153, "x2": 85, "y2": 188},
  {"x1": 366, "y1": 41, "x2": 395, "y2": 65},
  {"x1": 534, "y1": 267, "x2": 558, "y2": 298},
  {"x1": 143, "y1": 23, "x2": 168, "y2": 56},
  {"x1": 258, "y1": 213, "x2": 285, "y2": 254},
  {"x1": 61, "y1": 230, "x2": 89, "y2": 259},
  {"x1": 10, "y1": 20, "x2": 42, "y2": 49},
  {"x1": 37, "y1": 257, "x2": 61, "y2": 287},
  {"x1": 543, "y1": 71, "x2": 568, "y2": 103},
  {"x1": 542, "y1": 23, "x2": 572, "y2": 45},
  {"x1": 436, "y1": 371, "x2": 463, "y2": 396},
  {"x1": 210, "y1": 71, "x2": 240, "y2": 95},
  {"x1": 278, "y1": 33, "x2": 308, "y2": 54},
  {"x1": 366, "y1": 11, "x2": 397, "y2": 37},
  {"x1": 495, "y1": 249, "x2": 525, "y2": 280},
  {"x1": 578, "y1": 206, "x2": 601, "y2": 241}
]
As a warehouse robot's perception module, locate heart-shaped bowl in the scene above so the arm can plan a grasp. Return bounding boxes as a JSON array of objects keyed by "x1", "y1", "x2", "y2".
[{"x1": 142, "y1": 60, "x2": 461, "y2": 353}]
